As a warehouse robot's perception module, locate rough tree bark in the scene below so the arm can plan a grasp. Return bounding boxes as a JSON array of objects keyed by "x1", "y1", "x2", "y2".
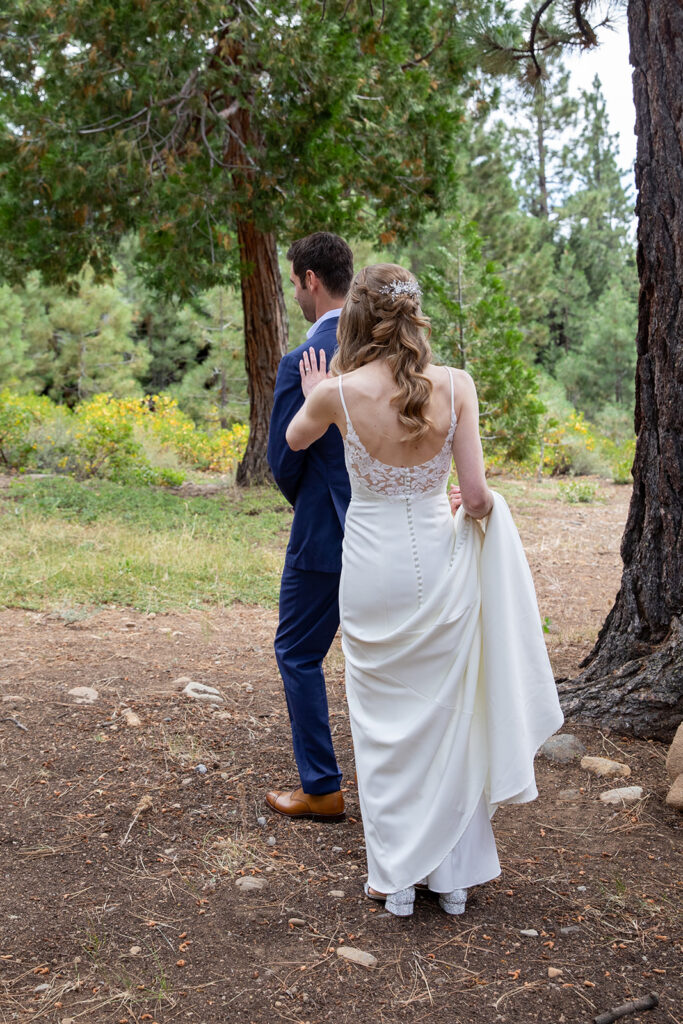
[
  {"x1": 222, "y1": 65, "x2": 288, "y2": 486},
  {"x1": 234, "y1": 220, "x2": 287, "y2": 486},
  {"x1": 558, "y1": 0, "x2": 683, "y2": 740}
]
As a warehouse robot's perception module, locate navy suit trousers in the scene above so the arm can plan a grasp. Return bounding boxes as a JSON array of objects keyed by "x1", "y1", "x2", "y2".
[{"x1": 274, "y1": 565, "x2": 342, "y2": 794}]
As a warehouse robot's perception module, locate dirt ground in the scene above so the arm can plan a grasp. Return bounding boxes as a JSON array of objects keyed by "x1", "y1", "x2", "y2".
[{"x1": 1, "y1": 480, "x2": 681, "y2": 1024}]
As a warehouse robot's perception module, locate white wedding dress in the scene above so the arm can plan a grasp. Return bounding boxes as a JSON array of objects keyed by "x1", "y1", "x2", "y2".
[{"x1": 337, "y1": 370, "x2": 563, "y2": 895}]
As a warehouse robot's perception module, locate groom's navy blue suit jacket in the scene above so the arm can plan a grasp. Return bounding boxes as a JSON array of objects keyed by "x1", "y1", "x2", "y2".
[{"x1": 268, "y1": 314, "x2": 351, "y2": 573}]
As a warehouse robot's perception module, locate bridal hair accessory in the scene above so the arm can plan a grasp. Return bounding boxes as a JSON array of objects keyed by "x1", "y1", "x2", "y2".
[{"x1": 379, "y1": 279, "x2": 422, "y2": 301}]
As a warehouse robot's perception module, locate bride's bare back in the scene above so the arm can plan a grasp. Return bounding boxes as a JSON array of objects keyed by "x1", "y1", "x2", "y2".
[
  {"x1": 287, "y1": 355, "x2": 493, "y2": 519},
  {"x1": 334, "y1": 360, "x2": 455, "y2": 468}
]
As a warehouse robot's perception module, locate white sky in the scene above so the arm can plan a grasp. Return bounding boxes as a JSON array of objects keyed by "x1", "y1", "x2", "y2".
[
  {"x1": 563, "y1": 11, "x2": 636, "y2": 176},
  {"x1": 506, "y1": 1, "x2": 636, "y2": 177}
]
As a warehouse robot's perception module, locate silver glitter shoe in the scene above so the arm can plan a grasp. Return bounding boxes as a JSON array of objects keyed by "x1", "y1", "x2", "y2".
[
  {"x1": 438, "y1": 887, "x2": 467, "y2": 915},
  {"x1": 385, "y1": 886, "x2": 415, "y2": 917},
  {"x1": 364, "y1": 882, "x2": 415, "y2": 917}
]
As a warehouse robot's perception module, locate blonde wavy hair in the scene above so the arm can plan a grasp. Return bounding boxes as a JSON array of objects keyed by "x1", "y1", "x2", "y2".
[{"x1": 331, "y1": 264, "x2": 433, "y2": 441}]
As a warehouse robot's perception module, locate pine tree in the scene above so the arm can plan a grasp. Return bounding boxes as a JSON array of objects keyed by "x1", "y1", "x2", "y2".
[
  {"x1": 559, "y1": 76, "x2": 635, "y2": 303},
  {"x1": 18, "y1": 270, "x2": 149, "y2": 405},
  {"x1": 0, "y1": 0, "x2": 482, "y2": 482},
  {"x1": 171, "y1": 286, "x2": 248, "y2": 429},
  {"x1": 456, "y1": 117, "x2": 558, "y2": 361},
  {"x1": 115, "y1": 237, "x2": 207, "y2": 396},
  {"x1": 484, "y1": 0, "x2": 683, "y2": 738},
  {"x1": 0, "y1": 284, "x2": 33, "y2": 389},
  {"x1": 506, "y1": 55, "x2": 578, "y2": 221},
  {"x1": 420, "y1": 218, "x2": 543, "y2": 462},
  {"x1": 556, "y1": 275, "x2": 637, "y2": 417}
]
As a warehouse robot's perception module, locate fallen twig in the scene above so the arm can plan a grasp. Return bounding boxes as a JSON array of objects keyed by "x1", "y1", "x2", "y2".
[
  {"x1": 119, "y1": 793, "x2": 153, "y2": 845},
  {"x1": 1, "y1": 717, "x2": 28, "y2": 731},
  {"x1": 594, "y1": 992, "x2": 659, "y2": 1024}
]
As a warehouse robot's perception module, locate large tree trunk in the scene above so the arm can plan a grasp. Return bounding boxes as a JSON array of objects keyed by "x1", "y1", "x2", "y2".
[
  {"x1": 234, "y1": 221, "x2": 287, "y2": 486},
  {"x1": 558, "y1": 0, "x2": 683, "y2": 741},
  {"x1": 220, "y1": 48, "x2": 288, "y2": 487}
]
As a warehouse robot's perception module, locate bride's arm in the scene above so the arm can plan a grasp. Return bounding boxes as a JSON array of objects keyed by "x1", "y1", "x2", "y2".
[
  {"x1": 285, "y1": 352, "x2": 342, "y2": 450},
  {"x1": 451, "y1": 370, "x2": 493, "y2": 519}
]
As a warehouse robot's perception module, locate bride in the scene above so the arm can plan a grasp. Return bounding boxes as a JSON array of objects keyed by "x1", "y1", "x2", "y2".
[{"x1": 286, "y1": 263, "x2": 563, "y2": 917}]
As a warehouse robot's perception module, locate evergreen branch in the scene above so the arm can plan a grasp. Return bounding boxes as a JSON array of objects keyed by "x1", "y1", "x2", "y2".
[
  {"x1": 529, "y1": 0, "x2": 557, "y2": 80},
  {"x1": 401, "y1": 38, "x2": 444, "y2": 71},
  {"x1": 77, "y1": 107, "x2": 150, "y2": 135},
  {"x1": 573, "y1": 0, "x2": 598, "y2": 47}
]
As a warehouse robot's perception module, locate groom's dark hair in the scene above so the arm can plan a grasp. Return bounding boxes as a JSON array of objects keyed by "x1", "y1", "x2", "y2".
[{"x1": 287, "y1": 232, "x2": 353, "y2": 298}]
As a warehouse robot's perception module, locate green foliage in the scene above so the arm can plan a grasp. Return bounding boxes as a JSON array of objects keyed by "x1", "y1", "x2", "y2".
[
  {"x1": 0, "y1": 388, "x2": 248, "y2": 484},
  {"x1": 7, "y1": 270, "x2": 151, "y2": 405},
  {"x1": 453, "y1": 115, "x2": 558, "y2": 361},
  {"x1": 557, "y1": 479, "x2": 602, "y2": 504},
  {"x1": 0, "y1": 2, "x2": 640, "y2": 487},
  {"x1": 1, "y1": 477, "x2": 287, "y2": 610},
  {"x1": 555, "y1": 276, "x2": 637, "y2": 416},
  {"x1": 169, "y1": 286, "x2": 248, "y2": 428},
  {"x1": 0, "y1": 283, "x2": 33, "y2": 388},
  {"x1": 527, "y1": 372, "x2": 635, "y2": 483},
  {"x1": 0, "y1": 0, "x2": 478, "y2": 296},
  {"x1": 506, "y1": 53, "x2": 579, "y2": 220},
  {"x1": 419, "y1": 218, "x2": 543, "y2": 462},
  {"x1": 0, "y1": 390, "x2": 55, "y2": 469},
  {"x1": 115, "y1": 236, "x2": 208, "y2": 395},
  {"x1": 560, "y1": 78, "x2": 635, "y2": 303}
]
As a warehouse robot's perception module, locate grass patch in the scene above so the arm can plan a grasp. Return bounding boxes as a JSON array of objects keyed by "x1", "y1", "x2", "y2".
[
  {"x1": 557, "y1": 479, "x2": 604, "y2": 504},
  {"x1": 0, "y1": 476, "x2": 290, "y2": 611},
  {"x1": 488, "y1": 477, "x2": 562, "y2": 508}
]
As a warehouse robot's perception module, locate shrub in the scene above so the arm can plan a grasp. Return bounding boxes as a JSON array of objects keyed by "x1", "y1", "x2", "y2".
[
  {"x1": 558, "y1": 480, "x2": 601, "y2": 504},
  {"x1": 0, "y1": 389, "x2": 248, "y2": 484},
  {"x1": 601, "y1": 437, "x2": 635, "y2": 484}
]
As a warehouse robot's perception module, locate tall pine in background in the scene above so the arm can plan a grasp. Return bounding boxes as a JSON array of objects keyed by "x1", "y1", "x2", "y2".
[{"x1": 0, "y1": 0, "x2": 487, "y2": 482}]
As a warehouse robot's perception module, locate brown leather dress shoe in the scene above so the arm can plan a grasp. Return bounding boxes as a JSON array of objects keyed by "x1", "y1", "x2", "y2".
[{"x1": 265, "y1": 786, "x2": 345, "y2": 822}]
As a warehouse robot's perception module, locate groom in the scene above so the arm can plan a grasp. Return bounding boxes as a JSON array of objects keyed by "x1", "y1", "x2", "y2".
[{"x1": 266, "y1": 232, "x2": 353, "y2": 821}]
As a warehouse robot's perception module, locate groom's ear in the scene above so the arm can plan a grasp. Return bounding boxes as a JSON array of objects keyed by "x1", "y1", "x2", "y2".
[{"x1": 305, "y1": 269, "x2": 320, "y2": 293}]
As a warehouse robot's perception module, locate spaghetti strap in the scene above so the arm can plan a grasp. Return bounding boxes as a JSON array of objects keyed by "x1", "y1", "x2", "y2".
[
  {"x1": 447, "y1": 367, "x2": 455, "y2": 420},
  {"x1": 338, "y1": 375, "x2": 353, "y2": 431}
]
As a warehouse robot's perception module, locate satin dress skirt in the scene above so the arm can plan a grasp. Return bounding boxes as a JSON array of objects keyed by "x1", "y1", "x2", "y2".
[{"x1": 340, "y1": 485, "x2": 500, "y2": 895}]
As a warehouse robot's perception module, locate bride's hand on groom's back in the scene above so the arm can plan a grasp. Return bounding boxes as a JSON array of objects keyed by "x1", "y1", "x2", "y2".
[{"x1": 300, "y1": 347, "x2": 330, "y2": 397}]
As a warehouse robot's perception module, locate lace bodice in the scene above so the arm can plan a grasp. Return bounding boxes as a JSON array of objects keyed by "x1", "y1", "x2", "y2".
[{"x1": 339, "y1": 370, "x2": 457, "y2": 500}]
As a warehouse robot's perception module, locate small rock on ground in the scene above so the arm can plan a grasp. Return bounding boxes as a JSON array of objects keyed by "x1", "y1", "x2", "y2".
[
  {"x1": 540, "y1": 734, "x2": 586, "y2": 763},
  {"x1": 548, "y1": 967, "x2": 563, "y2": 978},
  {"x1": 557, "y1": 788, "x2": 582, "y2": 802},
  {"x1": 235, "y1": 875, "x2": 268, "y2": 892},
  {"x1": 336, "y1": 946, "x2": 377, "y2": 968},
  {"x1": 182, "y1": 681, "x2": 224, "y2": 703},
  {"x1": 665, "y1": 773, "x2": 683, "y2": 810},
  {"x1": 665, "y1": 723, "x2": 683, "y2": 781},
  {"x1": 68, "y1": 686, "x2": 99, "y2": 704},
  {"x1": 288, "y1": 918, "x2": 306, "y2": 927},
  {"x1": 328, "y1": 890, "x2": 345, "y2": 898},
  {"x1": 599, "y1": 785, "x2": 643, "y2": 806},
  {"x1": 520, "y1": 929, "x2": 539, "y2": 937},
  {"x1": 122, "y1": 709, "x2": 142, "y2": 728},
  {"x1": 580, "y1": 755, "x2": 631, "y2": 778}
]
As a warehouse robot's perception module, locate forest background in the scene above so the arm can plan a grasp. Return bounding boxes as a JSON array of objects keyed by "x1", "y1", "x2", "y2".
[{"x1": 0, "y1": 1, "x2": 638, "y2": 491}]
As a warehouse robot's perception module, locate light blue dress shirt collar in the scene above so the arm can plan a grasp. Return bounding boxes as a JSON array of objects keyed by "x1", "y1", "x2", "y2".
[{"x1": 305, "y1": 307, "x2": 343, "y2": 341}]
